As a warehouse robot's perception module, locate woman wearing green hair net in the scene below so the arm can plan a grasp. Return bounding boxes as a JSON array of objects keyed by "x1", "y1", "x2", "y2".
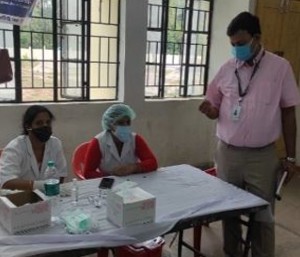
[{"x1": 83, "y1": 104, "x2": 158, "y2": 178}]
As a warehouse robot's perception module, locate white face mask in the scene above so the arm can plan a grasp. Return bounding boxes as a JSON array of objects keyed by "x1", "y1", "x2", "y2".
[{"x1": 114, "y1": 126, "x2": 132, "y2": 142}]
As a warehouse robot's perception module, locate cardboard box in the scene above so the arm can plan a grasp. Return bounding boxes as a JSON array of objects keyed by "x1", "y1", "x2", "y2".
[
  {"x1": 107, "y1": 186, "x2": 155, "y2": 227},
  {"x1": 0, "y1": 190, "x2": 51, "y2": 234}
]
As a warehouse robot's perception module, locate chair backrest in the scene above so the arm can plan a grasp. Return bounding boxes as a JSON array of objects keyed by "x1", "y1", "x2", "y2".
[
  {"x1": 204, "y1": 167, "x2": 217, "y2": 177},
  {"x1": 71, "y1": 142, "x2": 89, "y2": 180}
]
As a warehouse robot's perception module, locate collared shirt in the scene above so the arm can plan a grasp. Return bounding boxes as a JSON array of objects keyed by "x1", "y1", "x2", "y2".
[
  {"x1": 206, "y1": 48, "x2": 300, "y2": 147},
  {"x1": 0, "y1": 135, "x2": 68, "y2": 188}
]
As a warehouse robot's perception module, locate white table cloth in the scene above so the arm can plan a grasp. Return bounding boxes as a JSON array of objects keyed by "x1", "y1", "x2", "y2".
[{"x1": 0, "y1": 164, "x2": 268, "y2": 257}]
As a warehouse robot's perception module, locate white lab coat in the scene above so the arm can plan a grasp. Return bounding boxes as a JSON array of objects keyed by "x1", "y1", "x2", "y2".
[
  {"x1": 0, "y1": 135, "x2": 67, "y2": 188},
  {"x1": 96, "y1": 131, "x2": 138, "y2": 174}
]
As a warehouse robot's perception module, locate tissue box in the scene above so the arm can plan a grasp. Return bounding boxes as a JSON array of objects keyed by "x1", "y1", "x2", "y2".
[
  {"x1": 107, "y1": 187, "x2": 155, "y2": 227},
  {"x1": 0, "y1": 190, "x2": 51, "y2": 234}
]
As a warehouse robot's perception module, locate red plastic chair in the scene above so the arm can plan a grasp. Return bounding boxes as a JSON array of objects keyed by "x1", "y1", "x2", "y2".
[
  {"x1": 71, "y1": 142, "x2": 89, "y2": 180},
  {"x1": 203, "y1": 167, "x2": 217, "y2": 177}
]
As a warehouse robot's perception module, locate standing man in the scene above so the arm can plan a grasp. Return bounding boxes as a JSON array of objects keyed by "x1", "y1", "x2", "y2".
[{"x1": 199, "y1": 12, "x2": 300, "y2": 257}]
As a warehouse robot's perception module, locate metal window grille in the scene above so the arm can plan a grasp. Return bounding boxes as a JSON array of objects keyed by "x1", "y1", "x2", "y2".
[
  {"x1": 145, "y1": 0, "x2": 213, "y2": 98},
  {"x1": 0, "y1": 0, "x2": 120, "y2": 103}
]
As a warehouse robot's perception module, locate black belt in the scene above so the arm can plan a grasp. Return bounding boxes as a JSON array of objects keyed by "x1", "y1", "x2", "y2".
[{"x1": 221, "y1": 140, "x2": 275, "y2": 151}]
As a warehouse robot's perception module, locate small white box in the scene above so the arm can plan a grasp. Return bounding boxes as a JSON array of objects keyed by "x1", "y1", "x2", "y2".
[
  {"x1": 0, "y1": 190, "x2": 51, "y2": 234},
  {"x1": 106, "y1": 186, "x2": 155, "y2": 227}
]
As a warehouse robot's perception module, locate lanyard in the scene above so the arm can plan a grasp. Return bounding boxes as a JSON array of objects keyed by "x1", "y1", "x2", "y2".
[{"x1": 234, "y1": 51, "x2": 265, "y2": 101}]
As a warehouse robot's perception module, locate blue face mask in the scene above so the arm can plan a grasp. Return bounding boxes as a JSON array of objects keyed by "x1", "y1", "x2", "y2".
[
  {"x1": 114, "y1": 126, "x2": 132, "y2": 142},
  {"x1": 231, "y1": 40, "x2": 253, "y2": 61}
]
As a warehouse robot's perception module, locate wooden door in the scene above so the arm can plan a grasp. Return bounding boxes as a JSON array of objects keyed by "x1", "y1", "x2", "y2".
[
  {"x1": 256, "y1": 0, "x2": 284, "y2": 53},
  {"x1": 256, "y1": 0, "x2": 300, "y2": 158},
  {"x1": 281, "y1": 0, "x2": 300, "y2": 83},
  {"x1": 256, "y1": 0, "x2": 300, "y2": 84}
]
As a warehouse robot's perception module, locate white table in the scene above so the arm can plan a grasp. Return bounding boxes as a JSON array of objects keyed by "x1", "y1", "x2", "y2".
[{"x1": 0, "y1": 164, "x2": 268, "y2": 257}]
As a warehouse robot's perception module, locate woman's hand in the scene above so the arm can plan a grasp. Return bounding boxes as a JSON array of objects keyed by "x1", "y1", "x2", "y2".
[{"x1": 111, "y1": 164, "x2": 139, "y2": 176}]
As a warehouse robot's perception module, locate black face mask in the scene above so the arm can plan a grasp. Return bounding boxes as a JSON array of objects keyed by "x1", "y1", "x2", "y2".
[{"x1": 31, "y1": 126, "x2": 52, "y2": 142}]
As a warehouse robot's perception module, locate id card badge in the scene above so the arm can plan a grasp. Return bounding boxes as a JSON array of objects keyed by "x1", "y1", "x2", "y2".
[{"x1": 231, "y1": 104, "x2": 241, "y2": 121}]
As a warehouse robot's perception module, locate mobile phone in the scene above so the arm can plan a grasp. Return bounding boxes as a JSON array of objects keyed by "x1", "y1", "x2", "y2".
[{"x1": 99, "y1": 177, "x2": 115, "y2": 189}]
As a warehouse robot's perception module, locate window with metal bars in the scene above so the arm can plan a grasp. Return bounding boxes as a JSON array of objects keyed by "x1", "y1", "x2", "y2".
[
  {"x1": 0, "y1": 0, "x2": 120, "y2": 103},
  {"x1": 145, "y1": 0, "x2": 213, "y2": 98}
]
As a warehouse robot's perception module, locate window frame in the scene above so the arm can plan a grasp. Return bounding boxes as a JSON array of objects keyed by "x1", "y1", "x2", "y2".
[
  {"x1": 0, "y1": 0, "x2": 121, "y2": 103},
  {"x1": 145, "y1": 0, "x2": 214, "y2": 98}
]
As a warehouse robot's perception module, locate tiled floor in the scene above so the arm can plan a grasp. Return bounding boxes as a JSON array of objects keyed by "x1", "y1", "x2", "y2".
[{"x1": 85, "y1": 173, "x2": 300, "y2": 257}]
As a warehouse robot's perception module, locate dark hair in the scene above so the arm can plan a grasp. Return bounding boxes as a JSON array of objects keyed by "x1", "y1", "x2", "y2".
[
  {"x1": 227, "y1": 12, "x2": 261, "y2": 37},
  {"x1": 22, "y1": 105, "x2": 54, "y2": 135}
]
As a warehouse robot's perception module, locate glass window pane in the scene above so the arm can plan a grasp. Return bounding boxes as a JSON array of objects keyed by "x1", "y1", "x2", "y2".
[
  {"x1": 145, "y1": 0, "x2": 212, "y2": 98},
  {"x1": 0, "y1": 0, "x2": 120, "y2": 103}
]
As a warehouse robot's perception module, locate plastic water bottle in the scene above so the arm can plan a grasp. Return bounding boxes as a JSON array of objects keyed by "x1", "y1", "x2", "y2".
[
  {"x1": 71, "y1": 178, "x2": 79, "y2": 206},
  {"x1": 44, "y1": 160, "x2": 58, "y2": 179},
  {"x1": 44, "y1": 161, "x2": 60, "y2": 196},
  {"x1": 44, "y1": 161, "x2": 61, "y2": 224}
]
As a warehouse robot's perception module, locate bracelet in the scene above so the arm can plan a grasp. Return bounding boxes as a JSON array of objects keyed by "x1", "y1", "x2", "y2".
[{"x1": 286, "y1": 157, "x2": 296, "y2": 163}]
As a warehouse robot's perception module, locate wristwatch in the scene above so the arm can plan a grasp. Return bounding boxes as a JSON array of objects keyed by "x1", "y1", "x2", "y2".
[{"x1": 286, "y1": 157, "x2": 296, "y2": 163}]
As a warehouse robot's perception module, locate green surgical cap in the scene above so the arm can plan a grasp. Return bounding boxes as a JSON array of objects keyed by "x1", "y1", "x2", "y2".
[{"x1": 101, "y1": 104, "x2": 136, "y2": 130}]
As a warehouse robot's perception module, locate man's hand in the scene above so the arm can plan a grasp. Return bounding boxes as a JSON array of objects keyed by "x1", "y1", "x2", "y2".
[
  {"x1": 111, "y1": 164, "x2": 138, "y2": 176},
  {"x1": 198, "y1": 100, "x2": 219, "y2": 119},
  {"x1": 281, "y1": 159, "x2": 299, "y2": 185}
]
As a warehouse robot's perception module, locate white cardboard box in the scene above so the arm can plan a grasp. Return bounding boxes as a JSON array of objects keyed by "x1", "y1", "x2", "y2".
[
  {"x1": 106, "y1": 186, "x2": 155, "y2": 227},
  {"x1": 0, "y1": 189, "x2": 51, "y2": 234}
]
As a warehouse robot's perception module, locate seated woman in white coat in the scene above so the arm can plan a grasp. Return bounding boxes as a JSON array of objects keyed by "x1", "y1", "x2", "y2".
[
  {"x1": 0, "y1": 105, "x2": 67, "y2": 191},
  {"x1": 83, "y1": 103, "x2": 158, "y2": 178}
]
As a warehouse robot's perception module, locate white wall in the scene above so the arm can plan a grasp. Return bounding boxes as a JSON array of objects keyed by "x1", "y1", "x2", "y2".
[
  {"x1": 209, "y1": 0, "x2": 251, "y2": 80},
  {"x1": 8, "y1": 0, "x2": 295, "y2": 182}
]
